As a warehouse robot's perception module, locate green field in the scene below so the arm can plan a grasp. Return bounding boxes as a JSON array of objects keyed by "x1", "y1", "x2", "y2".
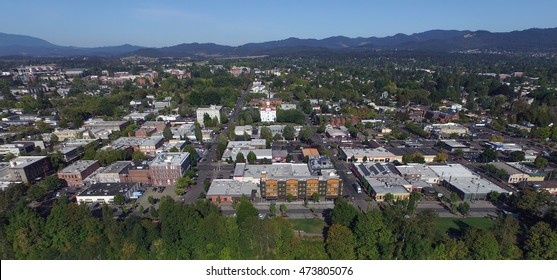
[
  {"x1": 289, "y1": 219, "x2": 327, "y2": 234},
  {"x1": 436, "y1": 217, "x2": 496, "y2": 234}
]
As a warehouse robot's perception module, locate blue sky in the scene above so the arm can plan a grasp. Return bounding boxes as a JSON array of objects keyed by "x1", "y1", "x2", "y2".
[{"x1": 3, "y1": 0, "x2": 557, "y2": 47}]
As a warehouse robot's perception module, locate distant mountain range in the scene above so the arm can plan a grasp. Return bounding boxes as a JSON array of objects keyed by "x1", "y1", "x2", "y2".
[{"x1": 2, "y1": 27, "x2": 557, "y2": 57}]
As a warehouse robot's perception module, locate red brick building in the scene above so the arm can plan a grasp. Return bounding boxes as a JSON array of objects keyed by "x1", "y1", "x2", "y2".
[{"x1": 58, "y1": 160, "x2": 100, "y2": 187}]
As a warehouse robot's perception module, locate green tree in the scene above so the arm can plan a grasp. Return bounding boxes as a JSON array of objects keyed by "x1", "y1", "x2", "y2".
[
  {"x1": 450, "y1": 192, "x2": 459, "y2": 203},
  {"x1": 384, "y1": 193, "x2": 395, "y2": 202},
  {"x1": 457, "y1": 202, "x2": 470, "y2": 215},
  {"x1": 216, "y1": 133, "x2": 228, "y2": 160},
  {"x1": 512, "y1": 187, "x2": 552, "y2": 217},
  {"x1": 163, "y1": 127, "x2": 173, "y2": 141},
  {"x1": 524, "y1": 222, "x2": 557, "y2": 259},
  {"x1": 184, "y1": 145, "x2": 198, "y2": 166},
  {"x1": 286, "y1": 194, "x2": 293, "y2": 203},
  {"x1": 113, "y1": 194, "x2": 125, "y2": 205},
  {"x1": 362, "y1": 156, "x2": 368, "y2": 163},
  {"x1": 534, "y1": 156, "x2": 548, "y2": 169},
  {"x1": 509, "y1": 151, "x2": 525, "y2": 162},
  {"x1": 326, "y1": 224, "x2": 355, "y2": 260},
  {"x1": 260, "y1": 126, "x2": 273, "y2": 147},
  {"x1": 312, "y1": 192, "x2": 319, "y2": 203},
  {"x1": 353, "y1": 209, "x2": 394, "y2": 259},
  {"x1": 269, "y1": 204, "x2": 276, "y2": 216},
  {"x1": 402, "y1": 154, "x2": 413, "y2": 164},
  {"x1": 285, "y1": 154, "x2": 293, "y2": 163},
  {"x1": 494, "y1": 215, "x2": 522, "y2": 259},
  {"x1": 331, "y1": 198, "x2": 358, "y2": 228},
  {"x1": 247, "y1": 151, "x2": 257, "y2": 164},
  {"x1": 131, "y1": 151, "x2": 148, "y2": 161},
  {"x1": 279, "y1": 204, "x2": 287, "y2": 215},
  {"x1": 235, "y1": 195, "x2": 258, "y2": 225},
  {"x1": 236, "y1": 152, "x2": 245, "y2": 163},
  {"x1": 148, "y1": 196, "x2": 155, "y2": 205},
  {"x1": 480, "y1": 148, "x2": 498, "y2": 163},
  {"x1": 434, "y1": 152, "x2": 449, "y2": 162},
  {"x1": 298, "y1": 125, "x2": 315, "y2": 144},
  {"x1": 194, "y1": 122, "x2": 202, "y2": 142},
  {"x1": 50, "y1": 134, "x2": 59, "y2": 144},
  {"x1": 463, "y1": 227, "x2": 501, "y2": 260},
  {"x1": 283, "y1": 124, "x2": 296, "y2": 140}
]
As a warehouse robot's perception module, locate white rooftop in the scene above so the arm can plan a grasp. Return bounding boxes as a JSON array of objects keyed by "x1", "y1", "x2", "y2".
[{"x1": 207, "y1": 179, "x2": 259, "y2": 198}]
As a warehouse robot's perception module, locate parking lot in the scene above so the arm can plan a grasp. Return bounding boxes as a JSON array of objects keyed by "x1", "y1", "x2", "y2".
[{"x1": 135, "y1": 185, "x2": 180, "y2": 212}]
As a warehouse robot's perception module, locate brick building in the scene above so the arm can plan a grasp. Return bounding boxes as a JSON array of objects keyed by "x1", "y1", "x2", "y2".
[
  {"x1": 58, "y1": 160, "x2": 100, "y2": 187},
  {"x1": 150, "y1": 153, "x2": 191, "y2": 186}
]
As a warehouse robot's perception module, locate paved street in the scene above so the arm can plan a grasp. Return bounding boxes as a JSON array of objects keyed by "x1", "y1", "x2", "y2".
[{"x1": 182, "y1": 84, "x2": 250, "y2": 204}]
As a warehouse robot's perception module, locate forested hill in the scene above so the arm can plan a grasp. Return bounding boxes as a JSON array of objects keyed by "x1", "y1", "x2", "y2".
[{"x1": 2, "y1": 27, "x2": 557, "y2": 57}]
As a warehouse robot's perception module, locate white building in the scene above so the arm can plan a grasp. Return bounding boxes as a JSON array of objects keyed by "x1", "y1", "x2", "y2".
[
  {"x1": 260, "y1": 102, "x2": 277, "y2": 123},
  {"x1": 196, "y1": 105, "x2": 222, "y2": 127}
]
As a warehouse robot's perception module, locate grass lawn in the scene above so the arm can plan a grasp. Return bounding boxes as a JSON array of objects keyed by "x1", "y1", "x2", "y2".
[
  {"x1": 436, "y1": 217, "x2": 496, "y2": 235},
  {"x1": 289, "y1": 218, "x2": 327, "y2": 234}
]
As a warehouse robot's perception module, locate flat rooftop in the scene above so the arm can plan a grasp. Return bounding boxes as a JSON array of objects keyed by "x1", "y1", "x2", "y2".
[
  {"x1": 150, "y1": 152, "x2": 189, "y2": 166},
  {"x1": 428, "y1": 164, "x2": 477, "y2": 179},
  {"x1": 207, "y1": 179, "x2": 259, "y2": 197},
  {"x1": 367, "y1": 177, "x2": 410, "y2": 195},
  {"x1": 448, "y1": 177, "x2": 510, "y2": 195},
  {"x1": 235, "y1": 163, "x2": 337, "y2": 181},
  {"x1": 59, "y1": 160, "x2": 99, "y2": 174},
  {"x1": 395, "y1": 163, "x2": 439, "y2": 179},
  {"x1": 354, "y1": 162, "x2": 400, "y2": 177},
  {"x1": 9, "y1": 156, "x2": 48, "y2": 169},
  {"x1": 101, "y1": 161, "x2": 131, "y2": 174},
  {"x1": 78, "y1": 182, "x2": 138, "y2": 197},
  {"x1": 342, "y1": 147, "x2": 396, "y2": 158}
]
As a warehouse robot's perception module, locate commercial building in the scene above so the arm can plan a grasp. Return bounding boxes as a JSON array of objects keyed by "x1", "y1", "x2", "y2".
[
  {"x1": 485, "y1": 142, "x2": 522, "y2": 152},
  {"x1": 135, "y1": 121, "x2": 168, "y2": 137},
  {"x1": 234, "y1": 125, "x2": 253, "y2": 138},
  {"x1": 394, "y1": 163, "x2": 440, "y2": 185},
  {"x1": 492, "y1": 162, "x2": 530, "y2": 184},
  {"x1": 120, "y1": 160, "x2": 152, "y2": 185},
  {"x1": 387, "y1": 147, "x2": 438, "y2": 163},
  {"x1": 308, "y1": 156, "x2": 335, "y2": 176},
  {"x1": 518, "y1": 181, "x2": 557, "y2": 195},
  {"x1": 221, "y1": 139, "x2": 269, "y2": 161},
  {"x1": 440, "y1": 140, "x2": 471, "y2": 153},
  {"x1": 111, "y1": 136, "x2": 164, "y2": 157},
  {"x1": 57, "y1": 160, "x2": 100, "y2": 187},
  {"x1": 492, "y1": 162, "x2": 546, "y2": 183},
  {"x1": 196, "y1": 105, "x2": 222, "y2": 127},
  {"x1": 206, "y1": 179, "x2": 259, "y2": 203},
  {"x1": 150, "y1": 152, "x2": 190, "y2": 186},
  {"x1": 340, "y1": 147, "x2": 401, "y2": 163},
  {"x1": 0, "y1": 142, "x2": 35, "y2": 156},
  {"x1": 53, "y1": 128, "x2": 87, "y2": 141},
  {"x1": 424, "y1": 122, "x2": 469, "y2": 138},
  {"x1": 352, "y1": 163, "x2": 411, "y2": 201},
  {"x1": 82, "y1": 119, "x2": 128, "y2": 132},
  {"x1": 76, "y1": 182, "x2": 141, "y2": 205},
  {"x1": 98, "y1": 161, "x2": 132, "y2": 183},
  {"x1": 6, "y1": 156, "x2": 53, "y2": 183},
  {"x1": 233, "y1": 163, "x2": 342, "y2": 200},
  {"x1": 429, "y1": 164, "x2": 510, "y2": 200}
]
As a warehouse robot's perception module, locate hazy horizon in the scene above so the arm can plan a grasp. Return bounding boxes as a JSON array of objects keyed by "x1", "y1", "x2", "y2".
[{"x1": 2, "y1": 0, "x2": 557, "y2": 48}]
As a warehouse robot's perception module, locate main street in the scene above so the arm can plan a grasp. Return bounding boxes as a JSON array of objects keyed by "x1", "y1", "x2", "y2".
[{"x1": 182, "y1": 83, "x2": 250, "y2": 204}]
